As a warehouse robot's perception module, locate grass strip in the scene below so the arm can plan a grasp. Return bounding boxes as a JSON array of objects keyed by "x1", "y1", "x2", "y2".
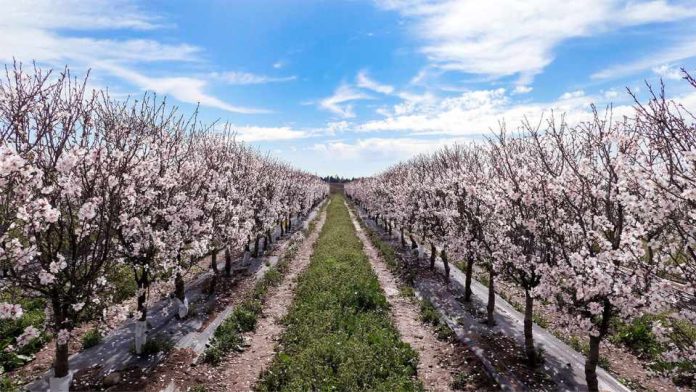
[
  {"x1": 258, "y1": 194, "x2": 423, "y2": 391},
  {"x1": 203, "y1": 204, "x2": 325, "y2": 365}
]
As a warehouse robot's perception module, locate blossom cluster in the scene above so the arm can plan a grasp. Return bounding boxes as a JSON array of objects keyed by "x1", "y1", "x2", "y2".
[
  {"x1": 0, "y1": 65, "x2": 328, "y2": 377},
  {"x1": 347, "y1": 77, "x2": 696, "y2": 382}
]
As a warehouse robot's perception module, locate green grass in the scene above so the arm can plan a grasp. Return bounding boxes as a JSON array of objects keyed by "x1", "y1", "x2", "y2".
[
  {"x1": 204, "y1": 208, "x2": 319, "y2": 365},
  {"x1": 81, "y1": 328, "x2": 103, "y2": 350},
  {"x1": 258, "y1": 194, "x2": 423, "y2": 391},
  {"x1": 132, "y1": 334, "x2": 174, "y2": 356},
  {"x1": 0, "y1": 293, "x2": 50, "y2": 373},
  {"x1": 610, "y1": 313, "x2": 696, "y2": 383},
  {"x1": 418, "y1": 299, "x2": 455, "y2": 341}
]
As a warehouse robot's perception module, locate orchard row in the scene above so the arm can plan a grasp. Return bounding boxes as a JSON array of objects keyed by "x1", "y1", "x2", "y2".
[
  {"x1": 0, "y1": 65, "x2": 328, "y2": 380},
  {"x1": 346, "y1": 75, "x2": 696, "y2": 391}
]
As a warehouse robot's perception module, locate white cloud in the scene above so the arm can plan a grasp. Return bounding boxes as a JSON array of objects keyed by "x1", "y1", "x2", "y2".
[
  {"x1": 513, "y1": 85, "x2": 533, "y2": 94},
  {"x1": 559, "y1": 90, "x2": 585, "y2": 100},
  {"x1": 0, "y1": 0, "x2": 195, "y2": 64},
  {"x1": 100, "y1": 63, "x2": 270, "y2": 114},
  {"x1": 378, "y1": 0, "x2": 696, "y2": 81},
  {"x1": 0, "y1": 0, "x2": 266, "y2": 114},
  {"x1": 232, "y1": 125, "x2": 308, "y2": 142},
  {"x1": 210, "y1": 71, "x2": 296, "y2": 85},
  {"x1": 326, "y1": 121, "x2": 351, "y2": 135},
  {"x1": 273, "y1": 61, "x2": 285, "y2": 69},
  {"x1": 355, "y1": 86, "x2": 633, "y2": 136},
  {"x1": 604, "y1": 89, "x2": 620, "y2": 99},
  {"x1": 592, "y1": 38, "x2": 696, "y2": 80},
  {"x1": 356, "y1": 71, "x2": 395, "y2": 94},
  {"x1": 0, "y1": 0, "x2": 160, "y2": 31},
  {"x1": 652, "y1": 64, "x2": 686, "y2": 80},
  {"x1": 319, "y1": 84, "x2": 372, "y2": 118},
  {"x1": 311, "y1": 136, "x2": 473, "y2": 163}
]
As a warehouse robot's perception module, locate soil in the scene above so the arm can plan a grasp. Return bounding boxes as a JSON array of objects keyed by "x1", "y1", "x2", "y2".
[
  {"x1": 7, "y1": 253, "x2": 220, "y2": 387},
  {"x1": 470, "y1": 267, "x2": 685, "y2": 392},
  {"x1": 347, "y1": 203, "x2": 493, "y2": 392},
  {"x1": 211, "y1": 210, "x2": 326, "y2": 391},
  {"x1": 144, "y1": 208, "x2": 327, "y2": 392}
]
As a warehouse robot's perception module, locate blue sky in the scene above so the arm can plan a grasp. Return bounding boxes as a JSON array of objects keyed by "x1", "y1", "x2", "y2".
[{"x1": 3, "y1": 0, "x2": 696, "y2": 177}]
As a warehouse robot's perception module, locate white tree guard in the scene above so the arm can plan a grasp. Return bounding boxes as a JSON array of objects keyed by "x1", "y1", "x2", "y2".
[
  {"x1": 49, "y1": 373, "x2": 72, "y2": 392},
  {"x1": 175, "y1": 297, "x2": 189, "y2": 319},
  {"x1": 134, "y1": 320, "x2": 147, "y2": 354}
]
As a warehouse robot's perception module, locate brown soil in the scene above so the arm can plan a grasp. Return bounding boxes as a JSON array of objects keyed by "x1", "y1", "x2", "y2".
[
  {"x1": 471, "y1": 267, "x2": 684, "y2": 392},
  {"x1": 347, "y1": 204, "x2": 469, "y2": 392},
  {"x1": 7, "y1": 253, "x2": 220, "y2": 387},
  {"x1": 146, "y1": 208, "x2": 328, "y2": 392},
  {"x1": 208, "y1": 210, "x2": 326, "y2": 391}
]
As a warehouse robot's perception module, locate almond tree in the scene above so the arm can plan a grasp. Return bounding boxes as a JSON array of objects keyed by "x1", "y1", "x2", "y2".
[{"x1": 1, "y1": 66, "x2": 127, "y2": 383}]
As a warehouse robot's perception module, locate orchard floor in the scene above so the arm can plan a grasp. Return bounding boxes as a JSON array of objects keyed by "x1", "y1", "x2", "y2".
[{"x1": 160, "y1": 193, "x2": 496, "y2": 392}]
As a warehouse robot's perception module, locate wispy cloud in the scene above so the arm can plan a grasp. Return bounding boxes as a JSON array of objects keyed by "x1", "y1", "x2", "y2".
[
  {"x1": 378, "y1": 0, "x2": 696, "y2": 82},
  {"x1": 0, "y1": 0, "x2": 194, "y2": 64},
  {"x1": 232, "y1": 125, "x2": 308, "y2": 142},
  {"x1": 0, "y1": 0, "x2": 269, "y2": 114},
  {"x1": 319, "y1": 84, "x2": 372, "y2": 118},
  {"x1": 210, "y1": 71, "x2": 296, "y2": 85},
  {"x1": 356, "y1": 70, "x2": 395, "y2": 94},
  {"x1": 100, "y1": 62, "x2": 270, "y2": 114},
  {"x1": 354, "y1": 86, "x2": 635, "y2": 136},
  {"x1": 591, "y1": 38, "x2": 696, "y2": 80}
]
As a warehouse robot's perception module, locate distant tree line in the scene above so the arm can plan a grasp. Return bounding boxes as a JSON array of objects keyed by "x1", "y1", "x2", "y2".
[{"x1": 322, "y1": 175, "x2": 359, "y2": 183}]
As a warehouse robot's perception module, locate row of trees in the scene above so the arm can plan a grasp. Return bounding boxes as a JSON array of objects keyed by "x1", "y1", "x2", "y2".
[
  {"x1": 0, "y1": 65, "x2": 327, "y2": 384},
  {"x1": 346, "y1": 76, "x2": 696, "y2": 391}
]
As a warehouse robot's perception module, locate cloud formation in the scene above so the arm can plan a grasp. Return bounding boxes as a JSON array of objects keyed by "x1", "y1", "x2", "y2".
[{"x1": 378, "y1": 0, "x2": 696, "y2": 82}]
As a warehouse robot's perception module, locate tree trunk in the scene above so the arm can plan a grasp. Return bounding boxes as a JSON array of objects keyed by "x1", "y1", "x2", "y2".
[
  {"x1": 464, "y1": 255, "x2": 474, "y2": 302},
  {"x1": 410, "y1": 235, "x2": 418, "y2": 250},
  {"x1": 400, "y1": 227, "x2": 406, "y2": 248},
  {"x1": 224, "y1": 247, "x2": 232, "y2": 277},
  {"x1": 175, "y1": 272, "x2": 185, "y2": 301},
  {"x1": 524, "y1": 289, "x2": 536, "y2": 367},
  {"x1": 388, "y1": 220, "x2": 393, "y2": 236},
  {"x1": 211, "y1": 250, "x2": 219, "y2": 273},
  {"x1": 585, "y1": 302, "x2": 611, "y2": 392},
  {"x1": 486, "y1": 268, "x2": 496, "y2": 326},
  {"x1": 209, "y1": 250, "x2": 218, "y2": 294},
  {"x1": 51, "y1": 299, "x2": 70, "y2": 378},
  {"x1": 430, "y1": 242, "x2": 437, "y2": 269},
  {"x1": 266, "y1": 229, "x2": 272, "y2": 247},
  {"x1": 441, "y1": 249, "x2": 450, "y2": 283},
  {"x1": 137, "y1": 270, "x2": 148, "y2": 321},
  {"x1": 55, "y1": 340, "x2": 69, "y2": 378},
  {"x1": 280, "y1": 219, "x2": 285, "y2": 236},
  {"x1": 253, "y1": 235, "x2": 260, "y2": 257}
]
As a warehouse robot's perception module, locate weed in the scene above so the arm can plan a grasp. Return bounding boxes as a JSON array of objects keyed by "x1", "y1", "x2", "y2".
[
  {"x1": 81, "y1": 328, "x2": 102, "y2": 350},
  {"x1": 450, "y1": 372, "x2": 474, "y2": 390}
]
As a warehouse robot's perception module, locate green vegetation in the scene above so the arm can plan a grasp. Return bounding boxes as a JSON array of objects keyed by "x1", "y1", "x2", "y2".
[
  {"x1": 258, "y1": 194, "x2": 423, "y2": 391},
  {"x1": 81, "y1": 328, "x2": 103, "y2": 350},
  {"x1": 450, "y1": 371, "x2": 476, "y2": 390},
  {"x1": 203, "y1": 207, "x2": 323, "y2": 365},
  {"x1": 418, "y1": 299, "x2": 455, "y2": 341},
  {"x1": 136, "y1": 334, "x2": 174, "y2": 356},
  {"x1": 0, "y1": 375, "x2": 20, "y2": 392},
  {"x1": 107, "y1": 263, "x2": 138, "y2": 304},
  {"x1": 0, "y1": 294, "x2": 49, "y2": 373},
  {"x1": 203, "y1": 290, "x2": 266, "y2": 365},
  {"x1": 610, "y1": 313, "x2": 696, "y2": 383}
]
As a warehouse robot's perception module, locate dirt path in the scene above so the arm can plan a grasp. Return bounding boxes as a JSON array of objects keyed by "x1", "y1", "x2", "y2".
[
  {"x1": 205, "y1": 207, "x2": 328, "y2": 392},
  {"x1": 346, "y1": 203, "x2": 456, "y2": 392}
]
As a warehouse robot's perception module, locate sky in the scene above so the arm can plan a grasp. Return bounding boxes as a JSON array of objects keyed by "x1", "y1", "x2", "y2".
[{"x1": 2, "y1": 0, "x2": 696, "y2": 177}]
